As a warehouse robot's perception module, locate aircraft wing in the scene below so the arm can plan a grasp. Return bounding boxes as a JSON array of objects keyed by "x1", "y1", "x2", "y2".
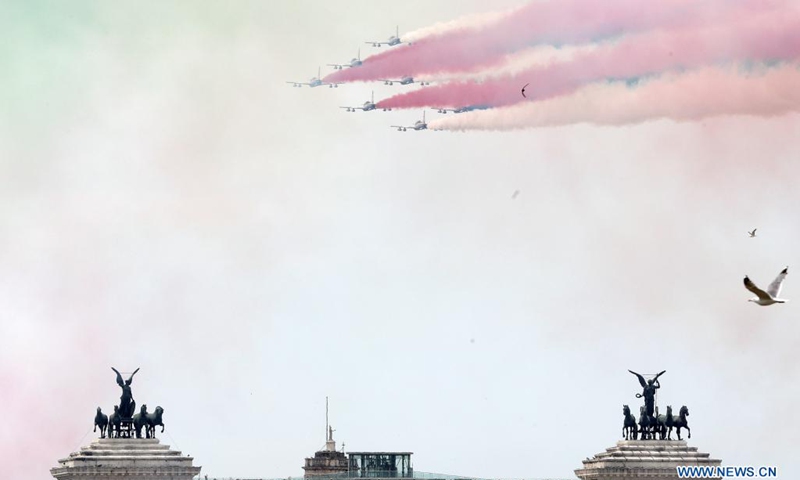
[
  {"x1": 327, "y1": 63, "x2": 349, "y2": 69},
  {"x1": 286, "y1": 81, "x2": 309, "y2": 86}
]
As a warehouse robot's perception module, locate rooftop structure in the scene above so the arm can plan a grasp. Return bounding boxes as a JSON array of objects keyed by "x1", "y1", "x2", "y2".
[
  {"x1": 347, "y1": 452, "x2": 413, "y2": 478},
  {"x1": 303, "y1": 398, "x2": 349, "y2": 478}
]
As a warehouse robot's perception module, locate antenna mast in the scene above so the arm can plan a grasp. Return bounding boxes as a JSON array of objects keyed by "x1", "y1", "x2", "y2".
[{"x1": 325, "y1": 396, "x2": 329, "y2": 441}]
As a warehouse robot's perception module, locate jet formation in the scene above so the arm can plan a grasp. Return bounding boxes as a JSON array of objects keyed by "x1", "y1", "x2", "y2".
[
  {"x1": 391, "y1": 111, "x2": 428, "y2": 131},
  {"x1": 436, "y1": 105, "x2": 491, "y2": 114},
  {"x1": 287, "y1": 26, "x2": 491, "y2": 131},
  {"x1": 366, "y1": 26, "x2": 405, "y2": 48},
  {"x1": 340, "y1": 92, "x2": 392, "y2": 112},
  {"x1": 285, "y1": 67, "x2": 340, "y2": 88},
  {"x1": 328, "y1": 49, "x2": 362, "y2": 70},
  {"x1": 381, "y1": 76, "x2": 429, "y2": 86}
]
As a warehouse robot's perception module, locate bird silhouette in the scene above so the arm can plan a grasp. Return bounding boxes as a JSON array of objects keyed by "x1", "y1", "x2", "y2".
[{"x1": 521, "y1": 83, "x2": 530, "y2": 98}]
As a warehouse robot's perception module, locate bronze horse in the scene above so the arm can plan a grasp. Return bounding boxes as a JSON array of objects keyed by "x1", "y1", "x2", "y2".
[
  {"x1": 133, "y1": 405, "x2": 150, "y2": 438},
  {"x1": 637, "y1": 405, "x2": 653, "y2": 439},
  {"x1": 94, "y1": 407, "x2": 109, "y2": 438},
  {"x1": 145, "y1": 406, "x2": 165, "y2": 439},
  {"x1": 108, "y1": 405, "x2": 122, "y2": 438},
  {"x1": 622, "y1": 405, "x2": 638, "y2": 440},
  {"x1": 132, "y1": 404, "x2": 166, "y2": 438},
  {"x1": 673, "y1": 405, "x2": 691, "y2": 440},
  {"x1": 653, "y1": 406, "x2": 668, "y2": 440}
]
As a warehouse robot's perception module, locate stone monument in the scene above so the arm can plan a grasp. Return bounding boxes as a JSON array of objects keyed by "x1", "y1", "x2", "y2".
[
  {"x1": 574, "y1": 370, "x2": 721, "y2": 480},
  {"x1": 51, "y1": 368, "x2": 201, "y2": 480}
]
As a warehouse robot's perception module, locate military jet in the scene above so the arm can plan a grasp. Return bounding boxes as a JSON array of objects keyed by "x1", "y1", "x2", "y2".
[
  {"x1": 381, "y1": 76, "x2": 429, "y2": 86},
  {"x1": 436, "y1": 105, "x2": 490, "y2": 114},
  {"x1": 340, "y1": 91, "x2": 392, "y2": 112},
  {"x1": 366, "y1": 26, "x2": 405, "y2": 47},
  {"x1": 286, "y1": 67, "x2": 339, "y2": 88},
  {"x1": 328, "y1": 49, "x2": 362, "y2": 70},
  {"x1": 391, "y1": 111, "x2": 427, "y2": 131}
]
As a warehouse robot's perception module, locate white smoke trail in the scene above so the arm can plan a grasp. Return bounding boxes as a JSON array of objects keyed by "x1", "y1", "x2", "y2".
[
  {"x1": 403, "y1": 4, "x2": 524, "y2": 43},
  {"x1": 429, "y1": 64, "x2": 800, "y2": 130}
]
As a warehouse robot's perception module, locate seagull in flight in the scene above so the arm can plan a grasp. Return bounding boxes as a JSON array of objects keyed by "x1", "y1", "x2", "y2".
[
  {"x1": 521, "y1": 83, "x2": 529, "y2": 98},
  {"x1": 744, "y1": 267, "x2": 789, "y2": 306},
  {"x1": 748, "y1": 228, "x2": 757, "y2": 238}
]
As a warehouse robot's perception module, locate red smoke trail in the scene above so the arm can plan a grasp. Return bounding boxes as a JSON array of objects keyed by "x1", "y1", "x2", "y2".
[
  {"x1": 323, "y1": 0, "x2": 786, "y2": 84},
  {"x1": 376, "y1": 9, "x2": 800, "y2": 110},
  {"x1": 429, "y1": 65, "x2": 800, "y2": 130}
]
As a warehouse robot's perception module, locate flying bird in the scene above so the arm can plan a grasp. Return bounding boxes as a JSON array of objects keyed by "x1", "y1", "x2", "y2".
[
  {"x1": 511, "y1": 189, "x2": 520, "y2": 199},
  {"x1": 748, "y1": 228, "x2": 757, "y2": 238},
  {"x1": 744, "y1": 267, "x2": 789, "y2": 306},
  {"x1": 521, "y1": 83, "x2": 529, "y2": 98}
]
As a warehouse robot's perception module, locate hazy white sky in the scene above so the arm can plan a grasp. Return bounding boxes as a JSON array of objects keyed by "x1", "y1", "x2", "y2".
[{"x1": 2, "y1": 1, "x2": 800, "y2": 479}]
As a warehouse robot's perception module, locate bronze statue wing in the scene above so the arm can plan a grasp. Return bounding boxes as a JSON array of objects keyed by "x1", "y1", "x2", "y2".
[
  {"x1": 126, "y1": 367, "x2": 140, "y2": 384},
  {"x1": 112, "y1": 367, "x2": 124, "y2": 387},
  {"x1": 628, "y1": 370, "x2": 647, "y2": 388}
]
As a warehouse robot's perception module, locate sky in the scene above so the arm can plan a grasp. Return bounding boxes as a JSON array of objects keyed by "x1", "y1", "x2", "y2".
[{"x1": 2, "y1": 1, "x2": 800, "y2": 479}]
